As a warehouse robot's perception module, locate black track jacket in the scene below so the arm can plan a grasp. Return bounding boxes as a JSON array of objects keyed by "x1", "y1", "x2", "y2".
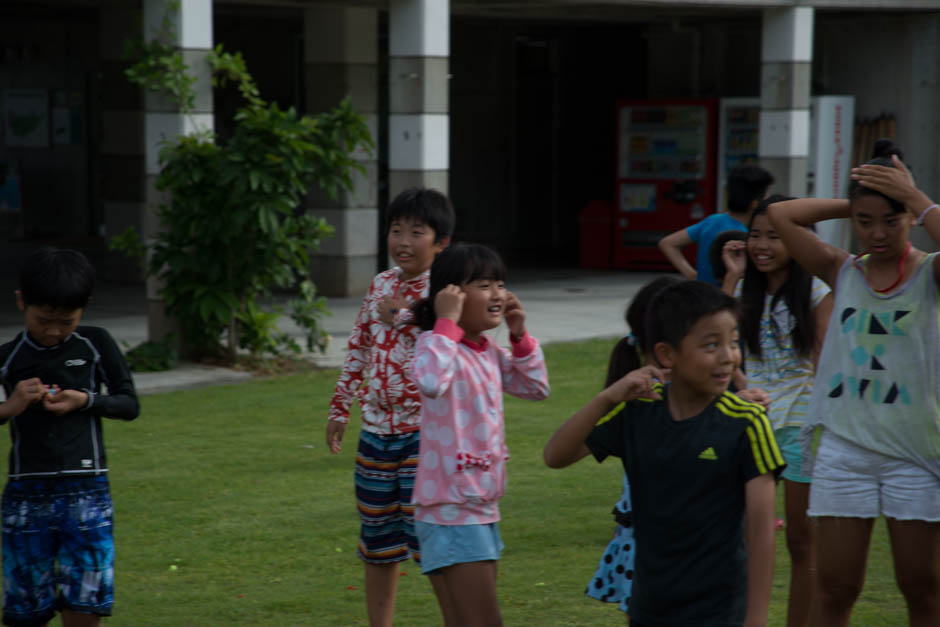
[{"x1": 0, "y1": 326, "x2": 139, "y2": 479}]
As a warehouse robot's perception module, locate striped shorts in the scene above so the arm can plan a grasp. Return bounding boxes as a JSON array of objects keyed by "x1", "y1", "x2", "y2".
[{"x1": 355, "y1": 430, "x2": 421, "y2": 565}]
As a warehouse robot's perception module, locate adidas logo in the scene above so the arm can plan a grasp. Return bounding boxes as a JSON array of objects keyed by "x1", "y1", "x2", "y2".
[{"x1": 698, "y1": 447, "x2": 718, "y2": 460}]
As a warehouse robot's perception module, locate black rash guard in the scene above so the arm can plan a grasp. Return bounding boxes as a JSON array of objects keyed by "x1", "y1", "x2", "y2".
[{"x1": 0, "y1": 326, "x2": 139, "y2": 479}]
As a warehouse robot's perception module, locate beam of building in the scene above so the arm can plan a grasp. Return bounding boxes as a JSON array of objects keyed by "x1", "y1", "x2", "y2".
[
  {"x1": 759, "y1": 6, "x2": 812, "y2": 197},
  {"x1": 304, "y1": 6, "x2": 381, "y2": 297}
]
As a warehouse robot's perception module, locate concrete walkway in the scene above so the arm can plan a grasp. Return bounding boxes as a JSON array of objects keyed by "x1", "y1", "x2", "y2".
[{"x1": 0, "y1": 268, "x2": 668, "y2": 395}]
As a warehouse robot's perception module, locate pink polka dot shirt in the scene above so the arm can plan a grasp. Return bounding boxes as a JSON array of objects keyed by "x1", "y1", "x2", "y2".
[{"x1": 411, "y1": 318, "x2": 550, "y2": 525}]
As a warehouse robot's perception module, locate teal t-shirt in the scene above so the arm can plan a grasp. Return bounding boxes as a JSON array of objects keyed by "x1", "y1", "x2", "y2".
[{"x1": 685, "y1": 213, "x2": 747, "y2": 285}]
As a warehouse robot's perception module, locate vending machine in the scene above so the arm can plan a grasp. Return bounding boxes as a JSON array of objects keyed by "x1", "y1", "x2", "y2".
[{"x1": 613, "y1": 99, "x2": 718, "y2": 270}]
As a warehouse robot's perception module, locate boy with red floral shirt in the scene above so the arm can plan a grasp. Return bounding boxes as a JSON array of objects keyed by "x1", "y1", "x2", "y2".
[{"x1": 325, "y1": 188, "x2": 454, "y2": 627}]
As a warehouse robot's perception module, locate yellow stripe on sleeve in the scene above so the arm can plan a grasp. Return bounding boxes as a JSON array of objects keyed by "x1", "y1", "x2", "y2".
[
  {"x1": 595, "y1": 382, "x2": 663, "y2": 426},
  {"x1": 717, "y1": 393, "x2": 785, "y2": 472},
  {"x1": 596, "y1": 402, "x2": 625, "y2": 426},
  {"x1": 746, "y1": 424, "x2": 768, "y2": 475}
]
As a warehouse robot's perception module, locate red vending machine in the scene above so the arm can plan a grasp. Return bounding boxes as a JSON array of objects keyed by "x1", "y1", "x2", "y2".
[{"x1": 612, "y1": 99, "x2": 718, "y2": 270}]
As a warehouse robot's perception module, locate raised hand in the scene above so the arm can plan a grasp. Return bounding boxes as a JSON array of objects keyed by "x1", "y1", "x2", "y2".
[
  {"x1": 503, "y1": 290, "x2": 526, "y2": 338},
  {"x1": 851, "y1": 155, "x2": 921, "y2": 212},
  {"x1": 602, "y1": 365, "x2": 669, "y2": 404},
  {"x1": 722, "y1": 239, "x2": 748, "y2": 280},
  {"x1": 434, "y1": 284, "x2": 465, "y2": 323}
]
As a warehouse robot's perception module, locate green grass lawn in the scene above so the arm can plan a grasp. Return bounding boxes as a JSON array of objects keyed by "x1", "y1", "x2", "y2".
[{"x1": 78, "y1": 339, "x2": 910, "y2": 625}]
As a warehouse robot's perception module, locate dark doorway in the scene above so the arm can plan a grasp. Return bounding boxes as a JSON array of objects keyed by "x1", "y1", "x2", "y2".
[{"x1": 512, "y1": 36, "x2": 559, "y2": 263}]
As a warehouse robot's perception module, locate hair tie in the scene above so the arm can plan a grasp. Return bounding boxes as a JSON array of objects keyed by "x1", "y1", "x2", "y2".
[{"x1": 625, "y1": 333, "x2": 637, "y2": 347}]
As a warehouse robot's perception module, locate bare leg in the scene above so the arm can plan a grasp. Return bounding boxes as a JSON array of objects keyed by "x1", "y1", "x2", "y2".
[
  {"x1": 809, "y1": 516, "x2": 874, "y2": 627},
  {"x1": 886, "y1": 518, "x2": 940, "y2": 627},
  {"x1": 784, "y1": 480, "x2": 815, "y2": 627},
  {"x1": 428, "y1": 572, "x2": 459, "y2": 626},
  {"x1": 60, "y1": 609, "x2": 101, "y2": 627},
  {"x1": 365, "y1": 562, "x2": 400, "y2": 627},
  {"x1": 440, "y1": 560, "x2": 501, "y2": 627}
]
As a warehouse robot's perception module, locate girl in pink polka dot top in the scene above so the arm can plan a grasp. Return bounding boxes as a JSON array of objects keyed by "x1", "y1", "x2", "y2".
[{"x1": 408, "y1": 243, "x2": 550, "y2": 624}]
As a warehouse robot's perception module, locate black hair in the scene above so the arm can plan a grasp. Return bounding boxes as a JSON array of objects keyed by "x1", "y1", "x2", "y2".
[
  {"x1": 18, "y1": 246, "x2": 95, "y2": 310},
  {"x1": 386, "y1": 187, "x2": 456, "y2": 243},
  {"x1": 411, "y1": 243, "x2": 507, "y2": 331},
  {"x1": 646, "y1": 280, "x2": 740, "y2": 349},
  {"x1": 848, "y1": 139, "x2": 906, "y2": 214},
  {"x1": 726, "y1": 165, "x2": 774, "y2": 215},
  {"x1": 605, "y1": 275, "x2": 683, "y2": 386},
  {"x1": 739, "y1": 194, "x2": 816, "y2": 359},
  {"x1": 708, "y1": 230, "x2": 748, "y2": 283}
]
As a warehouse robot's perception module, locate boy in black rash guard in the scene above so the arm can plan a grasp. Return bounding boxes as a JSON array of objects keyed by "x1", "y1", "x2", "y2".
[
  {"x1": 0, "y1": 247, "x2": 139, "y2": 627},
  {"x1": 545, "y1": 280, "x2": 784, "y2": 626}
]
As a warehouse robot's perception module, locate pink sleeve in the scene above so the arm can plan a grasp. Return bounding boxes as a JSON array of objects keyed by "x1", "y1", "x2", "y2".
[
  {"x1": 509, "y1": 331, "x2": 537, "y2": 358},
  {"x1": 497, "y1": 334, "x2": 550, "y2": 401},
  {"x1": 412, "y1": 321, "x2": 463, "y2": 398}
]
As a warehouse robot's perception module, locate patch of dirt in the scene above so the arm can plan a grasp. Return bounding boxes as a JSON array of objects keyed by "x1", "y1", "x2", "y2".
[{"x1": 200, "y1": 355, "x2": 315, "y2": 376}]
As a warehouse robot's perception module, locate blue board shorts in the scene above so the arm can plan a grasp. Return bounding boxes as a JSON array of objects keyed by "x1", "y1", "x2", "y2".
[{"x1": 2, "y1": 476, "x2": 115, "y2": 626}]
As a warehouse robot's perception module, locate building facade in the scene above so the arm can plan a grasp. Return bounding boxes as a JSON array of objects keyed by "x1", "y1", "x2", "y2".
[{"x1": 1, "y1": 0, "x2": 938, "y2": 338}]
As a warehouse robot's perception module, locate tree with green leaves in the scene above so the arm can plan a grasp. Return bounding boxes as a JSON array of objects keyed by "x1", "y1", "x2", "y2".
[{"x1": 118, "y1": 31, "x2": 372, "y2": 363}]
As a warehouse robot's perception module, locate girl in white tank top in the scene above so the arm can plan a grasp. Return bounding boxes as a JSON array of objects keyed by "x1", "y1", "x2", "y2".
[{"x1": 767, "y1": 140, "x2": 940, "y2": 626}]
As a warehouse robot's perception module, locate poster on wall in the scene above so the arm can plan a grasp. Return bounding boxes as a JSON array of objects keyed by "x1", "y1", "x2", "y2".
[{"x1": 4, "y1": 89, "x2": 49, "y2": 148}]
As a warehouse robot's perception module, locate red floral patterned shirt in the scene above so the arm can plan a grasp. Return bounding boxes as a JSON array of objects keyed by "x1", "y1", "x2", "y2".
[{"x1": 327, "y1": 268, "x2": 427, "y2": 434}]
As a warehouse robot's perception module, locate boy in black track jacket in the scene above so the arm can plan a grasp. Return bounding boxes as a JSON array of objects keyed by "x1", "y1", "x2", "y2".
[{"x1": 0, "y1": 247, "x2": 139, "y2": 627}]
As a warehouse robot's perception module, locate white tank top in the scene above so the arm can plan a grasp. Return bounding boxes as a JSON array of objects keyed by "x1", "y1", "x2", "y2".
[{"x1": 806, "y1": 253, "x2": 940, "y2": 478}]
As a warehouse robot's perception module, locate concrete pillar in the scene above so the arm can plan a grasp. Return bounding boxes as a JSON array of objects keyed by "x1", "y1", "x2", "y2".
[
  {"x1": 304, "y1": 7, "x2": 379, "y2": 298},
  {"x1": 759, "y1": 8, "x2": 813, "y2": 197},
  {"x1": 142, "y1": 0, "x2": 214, "y2": 340},
  {"x1": 908, "y1": 17, "x2": 940, "y2": 198},
  {"x1": 98, "y1": 3, "x2": 145, "y2": 282},
  {"x1": 388, "y1": 0, "x2": 450, "y2": 197},
  {"x1": 908, "y1": 16, "x2": 940, "y2": 252}
]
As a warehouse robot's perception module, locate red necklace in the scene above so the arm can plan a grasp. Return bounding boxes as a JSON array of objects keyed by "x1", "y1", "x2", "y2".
[{"x1": 854, "y1": 242, "x2": 912, "y2": 293}]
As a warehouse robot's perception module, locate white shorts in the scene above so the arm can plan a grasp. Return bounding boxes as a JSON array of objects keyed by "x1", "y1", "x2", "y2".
[{"x1": 808, "y1": 431, "x2": 940, "y2": 522}]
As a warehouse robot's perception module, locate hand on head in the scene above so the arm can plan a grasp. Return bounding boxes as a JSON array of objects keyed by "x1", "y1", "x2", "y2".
[
  {"x1": 434, "y1": 284, "x2": 465, "y2": 323},
  {"x1": 851, "y1": 155, "x2": 919, "y2": 211}
]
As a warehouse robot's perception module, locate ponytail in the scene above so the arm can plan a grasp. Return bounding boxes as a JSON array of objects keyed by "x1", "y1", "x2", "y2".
[
  {"x1": 410, "y1": 297, "x2": 437, "y2": 332},
  {"x1": 605, "y1": 335, "x2": 644, "y2": 387},
  {"x1": 604, "y1": 275, "x2": 683, "y2": 388}
]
